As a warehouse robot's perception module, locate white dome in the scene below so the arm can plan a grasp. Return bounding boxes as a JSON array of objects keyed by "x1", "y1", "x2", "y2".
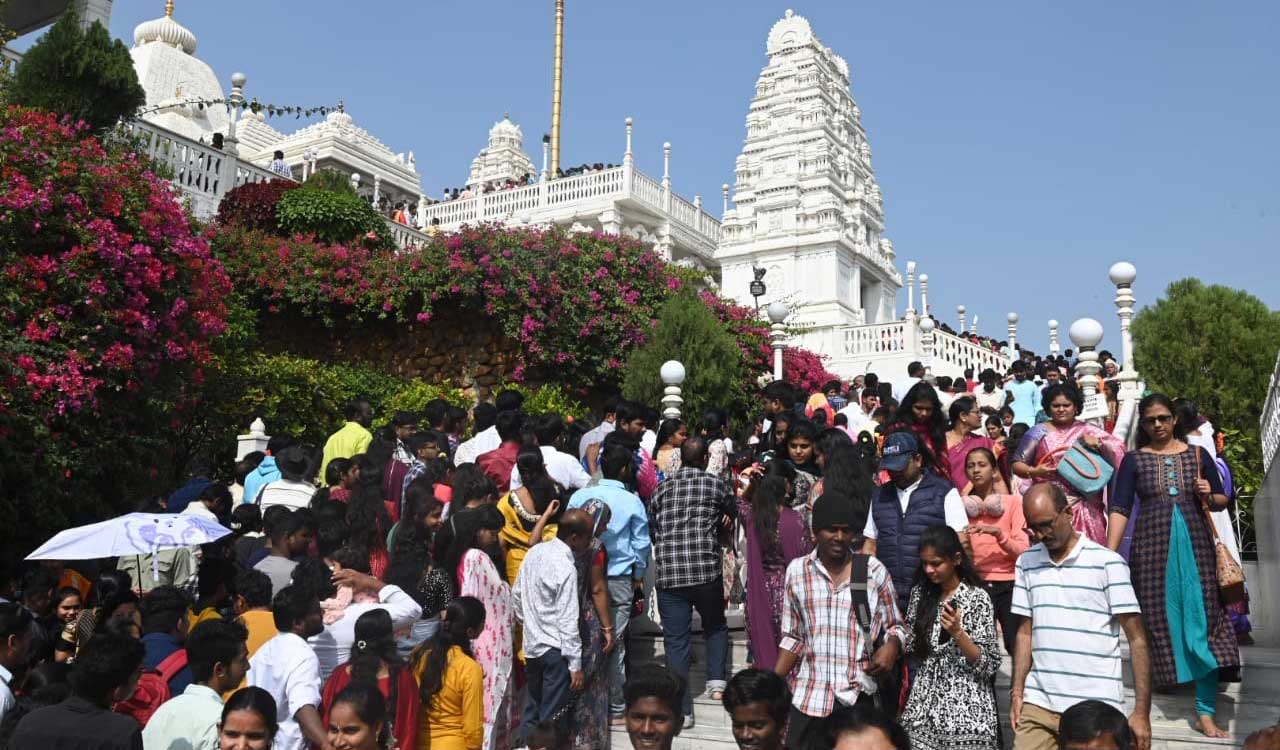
[
  {"x1": 767, "y1": 9, "x2": 815, "y2": 55},
  {"x1": 326, "y1": 108, "x2": 354, "y2": 128},
  {"x1": 489, "y1": 113, "x2": 522, "y2": 139},
  {"x1": 133, "y1": 7, "x2": 197, "y2": 55}
]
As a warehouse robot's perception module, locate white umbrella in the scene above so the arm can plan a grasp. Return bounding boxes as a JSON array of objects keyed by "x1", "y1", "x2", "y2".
[{"x1": 25, "y1": 512, "x2": 231, "y2": 562}]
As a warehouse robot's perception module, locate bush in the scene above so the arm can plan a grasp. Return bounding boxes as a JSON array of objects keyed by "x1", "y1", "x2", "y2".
[
  {"x1": 381, "y1": 381, "x2": 471, "y2": 422},
  {"x1": 0, "y1": 106, "x2": 231, "y2": 553},
  {"x1": 304, "y1": 168, "x2": 357, "y2": 195},
  {"x1": 215, "y1": 179, "x2": 299, "y2": 233},
  {"x1": 491, "y1": 383, "x2": 588, "y2": 421},
  {"x1": 276, "y1": 186, "x2": 392, "y2": 247},
  {"x1": 6, "y1": 13, "x2": 145, "y2": 133},
  {"x1": 622, "y1": 291, "x2": 749, "y2": 420}
]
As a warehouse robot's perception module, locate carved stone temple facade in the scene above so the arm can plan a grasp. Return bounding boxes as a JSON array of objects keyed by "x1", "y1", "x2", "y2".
[{"x1": 715, "y1": 9, "x2": 903, "y2": 373}]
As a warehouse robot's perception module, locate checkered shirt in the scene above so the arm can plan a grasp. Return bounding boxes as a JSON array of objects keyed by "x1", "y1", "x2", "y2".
[
  {"x1": 779, "y1": 551, "x2": 907, "y2": 717},
  {"x1": 649, "y1": 467, "x2": 736, "y2": 590}
]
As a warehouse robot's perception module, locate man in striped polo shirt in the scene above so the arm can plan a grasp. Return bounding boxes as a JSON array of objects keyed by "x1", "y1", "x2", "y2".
[{"x1": 1010, "y1": 484, "x2": 1152, "y2": 750}]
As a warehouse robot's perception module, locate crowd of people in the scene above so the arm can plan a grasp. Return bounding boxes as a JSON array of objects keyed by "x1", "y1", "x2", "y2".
[{"x1": 0, "y1": 361, "x2": 1272, "y2": 750}]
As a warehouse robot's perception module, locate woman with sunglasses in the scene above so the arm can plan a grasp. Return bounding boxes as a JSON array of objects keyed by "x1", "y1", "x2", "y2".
[{"x1": 1106, "y1": 393, "x2": 1239, "y2": 739}]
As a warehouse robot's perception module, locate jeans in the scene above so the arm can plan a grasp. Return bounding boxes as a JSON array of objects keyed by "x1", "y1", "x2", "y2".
[
  {"x1": 607, "y1": 576, "x2": 634, "y2": 717},
  {"x1": 983, "y1": 580, "x2": 1017, "y2": 656},
  {"x1": 786, "y1": 694, "x2": 875, "y2": 749},
  {"x1": 657, "y1": 577, "x2": 729, "y2": 717},
  {"x1": 522, "y1": 647, "x2": 572, "y2": 741},
  {"x1": 396, "y1": 616, "x2": 440, "y2": 660}
]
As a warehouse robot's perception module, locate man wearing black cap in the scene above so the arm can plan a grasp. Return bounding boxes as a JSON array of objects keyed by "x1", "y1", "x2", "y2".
[
  {"x1": 774, "y1": 494, "x2": 906, "y2": 748},
  {"x1": 862, "y1": 431, "x2": 969, "y2": 614}
]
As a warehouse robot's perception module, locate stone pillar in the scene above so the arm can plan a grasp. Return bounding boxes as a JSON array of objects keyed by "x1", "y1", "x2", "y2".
[
  {"x1": 218, "y1": 73, "x2": 246, "y2": 198},
  {"x1": 72, "y1": 0, "x2": 114, "y2": 31},
  {"x1": 236, "y1": 418, "x2": 269, "y2": 461},
  {"x1": 372, "y1": 175, "x2": 382, "y2": 207},
  {"x1": 919, "y1": 273, "x2": 929, "y2": 317},
  {"x1": 971, "y1": 315, "x2": 979, "y2": 335},
  {"x1": 661, "y1": 142, "x2": 672, "y2": 212},
  {"x1": 598, "y1": 208, "x2": 620, "y2": 235},
  {"x1": 660, "y1": 361, "x2": 686, "y2": 420},
  {"x1": 957, "y1": 305, "x2": 967, "y2": 334},
  {"x1": 540, "y1": 135, "x2": 550, "y2": 182},
  {"x1": 722, "y1": 183, "x2": 730, "y2": 216},
  {"x1": 417, "y1": 193, "x2": 427, "y2": 229},
  {"x1": 1007, "y1": 313, "x2": 1019, "y2": 359},
  {"x1": 1049, "y1": 320, "x2": 1060, "y2": 356}
]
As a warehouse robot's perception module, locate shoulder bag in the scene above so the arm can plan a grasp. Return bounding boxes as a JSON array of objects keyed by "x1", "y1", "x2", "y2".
[{"x1": 1194, "y1": 447, "x2": 1246, "y2": 604}]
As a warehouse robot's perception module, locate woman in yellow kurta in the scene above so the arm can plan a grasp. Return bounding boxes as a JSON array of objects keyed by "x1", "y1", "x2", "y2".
[{"x1": 412, "y1": 597, "x2": 487, "y2": 750}]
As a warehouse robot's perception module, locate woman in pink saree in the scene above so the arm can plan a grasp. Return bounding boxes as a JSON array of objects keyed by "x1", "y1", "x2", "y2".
[{"x1": 1011, "y1": 384, "x2": 1125, "y2": 544}]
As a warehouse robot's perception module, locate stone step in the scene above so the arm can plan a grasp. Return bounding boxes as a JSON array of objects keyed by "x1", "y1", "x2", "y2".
[{"x1": 623, "y1": 629, "x2": 1280, "y2": 748}]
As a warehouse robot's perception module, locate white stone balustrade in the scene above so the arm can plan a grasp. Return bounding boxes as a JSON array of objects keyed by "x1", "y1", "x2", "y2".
[
  {"x1": 417, "y1": 164, "x2": 721, "y2": 262},
  {"x1": 837, "y1": 316, "x2": 1010, "y2": 381},
  {"x1": 1263, "y1": 351, "x2": 1280, "y2": 473},
  {"x1": 125, "y1": 118, "x2": 431, "y2": 251}
]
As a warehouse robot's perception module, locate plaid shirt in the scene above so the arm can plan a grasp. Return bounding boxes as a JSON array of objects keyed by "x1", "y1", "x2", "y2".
[
  {"x1": 649, "y1": 467, "x2": 736, "y2": 590},
  {"x1": 779, "y1": 551, "x2": 907, "y2": 717}
]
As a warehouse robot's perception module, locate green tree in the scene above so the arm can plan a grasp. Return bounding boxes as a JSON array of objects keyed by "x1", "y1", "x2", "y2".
[
  {"x1": 6, "y1": 12, "x2": 144, "y2": 132},
  {"x1": 623, "y1": 290, "x2": 748, "y2": 421},
  {"x1": 1131, "y1": 278, "x2": 1280, "y2": 498}
]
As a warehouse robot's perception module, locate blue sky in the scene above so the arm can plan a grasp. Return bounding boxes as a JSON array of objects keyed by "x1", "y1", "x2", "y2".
[{"x1": 21, "y1": 1, "x2": 1279, "y2": 353}]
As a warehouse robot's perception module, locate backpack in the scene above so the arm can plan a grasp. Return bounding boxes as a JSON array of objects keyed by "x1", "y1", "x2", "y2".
[
  {"x1": 850, "y1": 554, "x2": 908, "y2": 715},
  {"x1": 114, "y1": 649, "x2": 188, "y2": 726}
]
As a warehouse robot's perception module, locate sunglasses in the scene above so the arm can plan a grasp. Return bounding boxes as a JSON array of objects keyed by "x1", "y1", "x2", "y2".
[{"x1": 1140, "y1": 414, "x2": 1174, "y2": 427}]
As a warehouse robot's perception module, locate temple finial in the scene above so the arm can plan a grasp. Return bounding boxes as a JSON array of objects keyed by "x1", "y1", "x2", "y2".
[{"x1": 165, "y1": 0, "x2": 174, "y2": 18}]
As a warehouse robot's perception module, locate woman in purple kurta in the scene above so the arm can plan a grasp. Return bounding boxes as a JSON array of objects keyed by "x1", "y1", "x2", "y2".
[{"x1": 739, "y1": 468, "x2": 813, "y2": 672}]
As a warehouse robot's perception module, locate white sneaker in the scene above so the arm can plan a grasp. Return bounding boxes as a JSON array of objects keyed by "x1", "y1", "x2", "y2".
[{"x1": 683, "y1": 714, "x2": 695, "y2": 728}]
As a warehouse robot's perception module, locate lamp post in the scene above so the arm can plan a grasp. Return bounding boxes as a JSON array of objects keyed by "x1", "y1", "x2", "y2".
[
  {"x1": 919, "y1": 316, "x2": 936, "y2": 377},
  {"x1": 1048, "y1": 319, "x2": 1060, "y2": 356},
  {"x1": 750, "y1": 267, "x2": 767, "y2": 314},
  {"x1": 1007, "y1": 312, "x2": 1019, "y2": 360},
  {"x1": 957, "y1": 305, "x2": 966, "y2": 334},
  {"x1": 549, "y1": 0, "x2": 565, "y2": 178},
  {"x1": 660, "y1": 360, "x2": 686, "y2": 420},
  {"x1": 905, "y1": 261, "x2": 917, "y2": 317},
  {"x1": 1109, "y1": 262, "x2": 1138, "y2": 378},
  {"x1": 1069, "y1": 318, "x2": 1106, "y2": 423},
  {"x1": 768, "y1": 301, "x2": 789, "y2": 382},
  {"x1": 919, "y1": 273, "x2": 929, "y2": 317}
]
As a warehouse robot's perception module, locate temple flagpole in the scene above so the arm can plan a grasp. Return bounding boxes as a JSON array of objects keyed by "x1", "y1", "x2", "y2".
[{"x1": 550, "y1": 0, "x2": 565, "y2": 179}]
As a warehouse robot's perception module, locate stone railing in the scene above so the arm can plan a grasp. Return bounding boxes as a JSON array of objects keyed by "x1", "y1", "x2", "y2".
[
  {"x1": 126, "y1": 118, "x2": 427, "y2": 250},
  {"x1": 844, "y1": 319, "x2": 911, "y2": 358},
  {"x1": 1262, "y1": 350, "x2": 1280, "y2": 472},
  {"x1": 931, "y1": 328, "x2": 1010, "y2": 375},
  {"x1": 419, "y1": 165, "x2": 721, "y2": 253}
]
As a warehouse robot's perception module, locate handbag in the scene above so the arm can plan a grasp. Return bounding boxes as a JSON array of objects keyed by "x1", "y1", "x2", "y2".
[
  {"x1": 1195, "y1": 447, "x2": 1247, "y2": 604},
  {"x1": 1052, "y1": 438, "x2": 1114, "y2": 496}
]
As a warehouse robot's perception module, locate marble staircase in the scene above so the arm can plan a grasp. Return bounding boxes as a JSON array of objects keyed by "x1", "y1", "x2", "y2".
[{"x1": 610, "y1": 628, "x2": 1280, "y2": 749}]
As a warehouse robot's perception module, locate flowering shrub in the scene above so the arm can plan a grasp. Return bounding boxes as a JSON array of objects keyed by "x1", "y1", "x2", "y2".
[
  {"x1": 215, "y1": 179, "x2": 299, "y2": 234},
  {"x1": 782, "y1": 347, "x2": 842, "y2": 393},
  {"x1": 0, "y1": 106, "x2": 232, "y2": 552},
  {"x1": 698, "y1": 291, "x2": 840, "y2": 396},
  {"x1": 214, "y1": 224, "x2": 677, "y2": 386},
  {"x1": 0, "y1": 106, "x2": 231, "y2": 420}
]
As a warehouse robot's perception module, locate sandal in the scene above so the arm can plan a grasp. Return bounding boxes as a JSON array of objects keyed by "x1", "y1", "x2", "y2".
[{"x1": 705, "y1": 688, "x2": 725, "y2": 701}]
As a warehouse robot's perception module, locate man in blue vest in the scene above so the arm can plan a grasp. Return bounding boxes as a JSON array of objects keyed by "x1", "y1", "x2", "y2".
[{"x1": 862, "y1": 431, "x2": 969, "y2": 613}]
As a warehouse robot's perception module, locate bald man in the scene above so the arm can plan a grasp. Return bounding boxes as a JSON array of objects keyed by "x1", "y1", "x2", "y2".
[
  {"x1": 514, "y1": 507, "x2": 594, "y2": 742},
  {"x1": 1010, "y1": 484, "x2": 1151, "y2": 750}
]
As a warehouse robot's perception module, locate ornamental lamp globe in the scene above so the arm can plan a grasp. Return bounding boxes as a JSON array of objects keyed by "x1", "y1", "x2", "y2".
[{"x1": 767, "y1": 301, "x2": 789, "y2": 324}]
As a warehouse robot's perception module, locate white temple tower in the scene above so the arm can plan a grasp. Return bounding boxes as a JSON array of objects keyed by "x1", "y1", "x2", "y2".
[
  {"x1": 129, "y1": 1, "x2": 229, "y2": 143},
  {"x1": 466, "y1": 114, "x2": 538, "y2": 190},
  {"x1": 716, "y1": 9, "x2": 902, "y2": 369}
]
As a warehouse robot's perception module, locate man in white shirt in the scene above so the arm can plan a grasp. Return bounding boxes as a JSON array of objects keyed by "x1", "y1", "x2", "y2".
[
  {"x1": 248, "y1": 586, "x2": 332, "y2": 750},
  {"x1": 511, "y1": 414, "x2": 592, "y2": 492},
  {"x1": 862, "y1": 431, "x2": 968, "y2": 613},
  {"x1": 892, "y1": 361, "x2": 926, "y2": 403},
  {"x1": 513, "y1": 509, "x2": 593, "y2": 742},
  {"x1": 0, "y1": 604, "x2": 33, "y2": 724},
  {"x1": 578, "y1": 396, "x2": 620, "y2": 472},
  {"x1": 307, "y1": 568, "x2": 421, "y2": 680},
  {"x1": 256, "y1": 445, "x2": 316, "y2": 512},
  {"x1": 455, "y1": 390, "x2": 524, "y2": 465},
  {"x1": 143, "y1": 619, "x2": 250, "y2": 750}
]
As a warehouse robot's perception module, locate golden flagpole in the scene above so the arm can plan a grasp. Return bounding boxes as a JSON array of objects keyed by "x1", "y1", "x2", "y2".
[{"x1": 550, "y1": 0, "x2": 565, "y2": 179}]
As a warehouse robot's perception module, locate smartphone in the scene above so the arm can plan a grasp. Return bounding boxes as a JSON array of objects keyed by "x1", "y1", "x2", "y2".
[{"x1": 937, "y1": 602, "x2": 955, "y2": 645}]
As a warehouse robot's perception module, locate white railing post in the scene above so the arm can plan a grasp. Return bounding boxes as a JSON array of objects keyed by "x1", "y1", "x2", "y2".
[
  {"x1": 220, "y1": 73, "x2": 246, "y2": 198},
  {"x1": 971, "y1": 314, "x2": 979, "y2": 335},
  {"x1": 957, "y1": 305, "x2": 966, "y2": 334},
  {"x1": 660, "y1": 361, "x2": 686, "y2": 420},
  {"x1": 1070, "y1": 318, "x2": 1107, "y2": 424},
  {"x1": 768, "y1": 302, "x2": 788, "y2": 381},
  {"x1": 722, "y1": 183, "x2": 730, "y2": 217},
  {"x1": 905, "y1": 261, "x2": 917, "y2": 317},
  {"x1": 1049, "y1": 319, "x2": 1060, "y2": 356},
  {"x1": 920, "y1": 317, "x2": 936, "y2": 377},
  {"x1": 919, "y1": 273, "x2": 929, "y2": 317},
  {"x1": 661, "y1": 141, "x2": 672, "y2": 212},
  {"x1": 541, "y1": 135, "x2": 550, "y2": 183},
  {"x1": 1007, "y1": 312, "x2": 1019, "y2": 359},
  {"x1": 236, "y1": 418, "x2": 270, "y2": 461}
]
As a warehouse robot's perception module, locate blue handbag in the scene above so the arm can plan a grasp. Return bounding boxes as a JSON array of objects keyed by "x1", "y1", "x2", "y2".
[{"x1": 1054, "y1": 440, "x2": 1114, "y2": 495}]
